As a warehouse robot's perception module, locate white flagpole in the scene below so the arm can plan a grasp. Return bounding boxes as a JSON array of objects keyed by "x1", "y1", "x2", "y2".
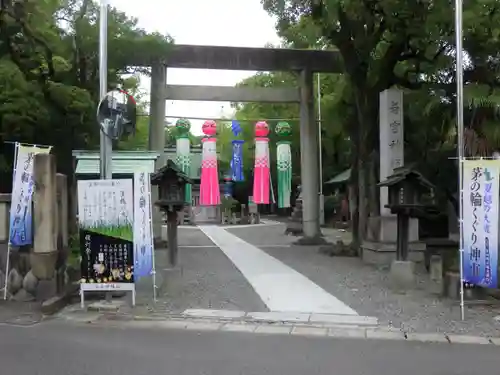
[
  {"x1": 3, "y1": 142, "x2": 20, "y2": 300},
  {"x1": 3, "y1": 245, "x2": 10, "y2": 300},
  {"x1": 269, "y1": 169, "x2": 276, "y2": 205},
  {"x1": 148, "y1": 175, "x2": 157, "y2": 303},
  {"x1": 455, "y1": 0, "x2": 465, "y2": 320}
]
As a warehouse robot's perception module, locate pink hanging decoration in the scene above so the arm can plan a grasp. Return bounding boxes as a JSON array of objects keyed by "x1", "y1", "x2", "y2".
[
  {"x1": 253, "y1": 121, "x2": 270, "y2": 204},
  {"x1": 200, "y1": 121, "x2": 220, "y2": 206}
]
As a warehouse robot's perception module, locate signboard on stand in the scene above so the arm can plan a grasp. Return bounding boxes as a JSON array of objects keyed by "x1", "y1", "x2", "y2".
[{"x1": 77, "y1": 179, "x2": 135, "y2": 307}]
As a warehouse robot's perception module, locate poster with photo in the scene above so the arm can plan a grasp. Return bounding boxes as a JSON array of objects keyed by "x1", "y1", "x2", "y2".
[{"x1": 77, "y1": 179, "x2": 134, "y2": 287}]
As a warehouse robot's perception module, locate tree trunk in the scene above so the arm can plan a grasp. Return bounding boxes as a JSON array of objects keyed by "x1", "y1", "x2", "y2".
[
  {"x1": 352, "y1": 87, "x2": 378, "y2": 250},
  {"x1": 368, "y1": 150, "x2": 379, "y2": 216},
  {"x1": 348, "y1": 113, "x2": 360, "y2": 251},
  {"x1": 349, "y1": 162, "x2": 360, "y2": 250},
  {"x1": 357, "y1": 157, "x2": 368, "y2": 247}
]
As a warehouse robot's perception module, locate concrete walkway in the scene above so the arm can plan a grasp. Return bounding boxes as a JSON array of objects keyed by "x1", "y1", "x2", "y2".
[{"x1": 198, "y1": 225, "x2": 358, "y2": 315}]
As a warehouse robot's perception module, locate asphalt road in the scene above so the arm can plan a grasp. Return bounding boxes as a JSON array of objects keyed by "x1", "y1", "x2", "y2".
[{"x1": 1, "y1": 321, "x2": 499, "y2": 375}]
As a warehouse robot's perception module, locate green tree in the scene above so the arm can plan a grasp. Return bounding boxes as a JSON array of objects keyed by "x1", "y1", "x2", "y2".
[
  {"x1": 261, "y1": 0, "x2": 465, "y2": 246},
  {"x1": 117, "y1": 115, "x2": 150, "y2": 150},
  {"x1": 0, "y1": 0, "x2": 173, "y2": 189},
  {"x1": 232, "y1": 69, "x2": 354, "y2": 207},
  {"x1": 232, "y1": 72, "x2": 301, "y2": 183}
]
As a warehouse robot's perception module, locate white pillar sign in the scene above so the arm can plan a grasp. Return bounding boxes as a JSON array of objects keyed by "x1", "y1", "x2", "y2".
[{"x1": 379, "y1": 89, "x2": 404, "y2": 215}]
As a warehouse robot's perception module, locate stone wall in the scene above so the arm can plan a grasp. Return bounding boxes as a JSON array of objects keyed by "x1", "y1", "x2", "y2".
[{"x1": 0, "y1": 154, "x2": 71, "y2": 302}]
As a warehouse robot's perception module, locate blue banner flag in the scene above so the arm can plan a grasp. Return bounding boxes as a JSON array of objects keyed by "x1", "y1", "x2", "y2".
[
  {"x1": 231, "y1": 140, "x2": 245, "y2": 182},
  {"x1": 231, "y1": 120, "x2": 242, "y2": 137},
  {"x1": 9, "y1": 144, "x2": 52, "y2": 246},
  {"x1": 462, "y1": 160, "x2": 499, "y2": 288}
]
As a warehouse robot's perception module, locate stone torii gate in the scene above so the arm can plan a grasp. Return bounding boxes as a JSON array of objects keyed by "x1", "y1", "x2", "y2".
[{"x1": 141, "y1": 44, "x2": 342, "y2": 244}]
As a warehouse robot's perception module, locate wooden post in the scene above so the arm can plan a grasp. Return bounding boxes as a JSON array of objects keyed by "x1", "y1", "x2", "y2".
[
  {"x1": 166, "y1": 209, "x2": 178, "y2": 266},
  {"x1": 396, "y1": 214, "x2": 410, "y2": 261},
  {"x1": 55, "y1": 174, "x2": 69, "y2": 293},
  {"x1": 56, "y1": 174, "x2": 69, "y2": 250}
]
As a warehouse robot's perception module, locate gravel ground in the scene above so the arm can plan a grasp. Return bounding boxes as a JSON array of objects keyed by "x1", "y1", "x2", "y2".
[
  {"x1": 226, "y1": 223, "x2": 352, "y2": 245},
  {"x1": 227, "y1": 225, "x2": 297, "y2": 246},
  {"x1": 229, "y1": 224, "x2": 500, "y2": 336},
  {"x1": 177, "y1": 227, "x2": 217, "y2": 246},
  {"x1": 134, "y1": 228, "x2": 268, "y2": 314}
]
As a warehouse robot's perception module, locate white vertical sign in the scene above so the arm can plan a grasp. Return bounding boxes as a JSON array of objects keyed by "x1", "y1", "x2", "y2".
[
  {"x1": 379, "y1": 89, "x2": 404, "y2": 215},
  {"x1": 133, "y1": 172, "x2": 154, "y2": 278}
]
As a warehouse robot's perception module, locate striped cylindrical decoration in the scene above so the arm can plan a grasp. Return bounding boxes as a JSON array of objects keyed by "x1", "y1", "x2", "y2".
[
  {"x1": 276, "y1": 141, "x2": 292, "y2": 208},
  {"x1": 175, "y1": 136, "x2": 192, "y2": 204}
]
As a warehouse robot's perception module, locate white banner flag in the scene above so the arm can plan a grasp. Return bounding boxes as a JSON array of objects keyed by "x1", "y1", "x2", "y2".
[
  {"x1": 133, "y1": 172, "x2": 154, "y2": 278},
  {"x1": 9, "y1": 144, "x2": 52, "y2": 246}
]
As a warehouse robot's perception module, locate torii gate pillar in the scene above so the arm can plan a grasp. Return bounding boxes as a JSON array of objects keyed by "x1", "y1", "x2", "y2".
[
  {"x1": 296, "y1": 69, "x2": 323, "y2": 244},
  {"x1": 149, "y1": 62, "x2": 167, "y2": 243}
]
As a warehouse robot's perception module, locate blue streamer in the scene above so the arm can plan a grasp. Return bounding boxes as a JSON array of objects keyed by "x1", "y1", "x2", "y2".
[
  {"x1": 231, "y1": 120, "x2": 242, "y2": 136},
  {"x1": 231, "y1": 140, "x2": 245, "y2": 181}
]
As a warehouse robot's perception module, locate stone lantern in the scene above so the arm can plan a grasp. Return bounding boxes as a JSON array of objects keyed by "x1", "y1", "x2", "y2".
[
  {"x1": 151, "y1": 160, "x2": 192, "y2": 266},
  {"x1": 378, "y1": 166, "x2": 436, "y2": 261},
  {"x1": 378, "y1": 166, "x2": 437, "y2": 289}
]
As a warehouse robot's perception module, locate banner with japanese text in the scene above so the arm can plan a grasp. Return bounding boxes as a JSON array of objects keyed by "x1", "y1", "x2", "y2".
[
  {"x1": 133, "y1": 172, "x2": 154, "y2": 278},
  {"x1": 77, "y1": 179, "x2": 134, "y2": 285},
  {"x1": 9, "y1": 144, "x2": 52, "y2": 246},
  {"x1": 231, "y1": 140, "x2": 244, "y2": 182},
  {"x1": 463, "y1": 160, "x2": 499, "y2": 288}
]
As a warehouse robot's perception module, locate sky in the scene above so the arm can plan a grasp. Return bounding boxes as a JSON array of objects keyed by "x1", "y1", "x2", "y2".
[{"x1": 108, "y1": 0, "x2": 281, "y2": 134}]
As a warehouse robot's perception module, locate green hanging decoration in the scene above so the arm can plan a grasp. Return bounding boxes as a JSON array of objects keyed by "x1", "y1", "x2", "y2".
[
  {"x1": 175, "y1": 118, "x2": 192, "y2": 204},
  {"x1": 275, "y1": 122, "x2": 292, "y2": 208}
]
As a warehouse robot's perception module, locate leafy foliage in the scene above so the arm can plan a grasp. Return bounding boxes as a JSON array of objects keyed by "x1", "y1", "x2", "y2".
[
  {"x1": 246, "y1": 0, "x2": 500, "y2": 243},
  {"x1": 0, "y1": 0, "x2": 172, "y2": 191}
]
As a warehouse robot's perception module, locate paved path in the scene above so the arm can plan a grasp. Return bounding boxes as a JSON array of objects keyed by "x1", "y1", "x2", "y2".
[
  {"x1": 198, "y1": 225, "x2": 358, "y2": 315},
  {"x1": 134, "y1": 235, "x2": 268, "y2": 313},
  {"x1": 228, "y1": 223, "x2": 500, "y2": 336},
  {"x1": 1, "y1": 321, "x2": 499, "y2": 375},
  {"x1": 0, "y1": 300, "x2": 42, "y2": 325},
  {"x1": 78, "y1": 220, "x2": 500, "y2": 337}
]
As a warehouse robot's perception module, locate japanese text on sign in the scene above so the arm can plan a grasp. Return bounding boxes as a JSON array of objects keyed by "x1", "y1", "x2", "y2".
[
  {"x1": 133, "y1": 172, "x2": 154, "y2": 278},
  {"x1": 9, "y1": 144, "x2": 51, "y2": 246},
  {"x1": 387, "y1": 98, "x2": 403, "y2": 170},
  {"x1": 463, "y1": 161, "x2": 499, "y2": 288}
]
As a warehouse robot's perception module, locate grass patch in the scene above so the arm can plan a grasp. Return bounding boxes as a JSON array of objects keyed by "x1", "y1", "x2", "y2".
[{"x1": 82, "y1": 224, "x2": 133, "y2": 241}]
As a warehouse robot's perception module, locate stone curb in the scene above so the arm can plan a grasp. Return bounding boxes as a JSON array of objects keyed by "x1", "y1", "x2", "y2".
[
  {"x1": 41, "y1": 283, "x2": 80, "y2": 315},
  {"x1": 57, "y1": 311, "x2": 500, "y2": 346},
  {"x1": 150, "y1": 320, "x2": 500, "y2": 345},
  {"x1": 85, "y1": 318, "x2": 500, "y2": 345},
  {"x1": 181, "y1": 309, "x2": 379, "y2": 327},
  {"x1": 74, "y1": 307, "x2": 380, "y2": 328}
]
